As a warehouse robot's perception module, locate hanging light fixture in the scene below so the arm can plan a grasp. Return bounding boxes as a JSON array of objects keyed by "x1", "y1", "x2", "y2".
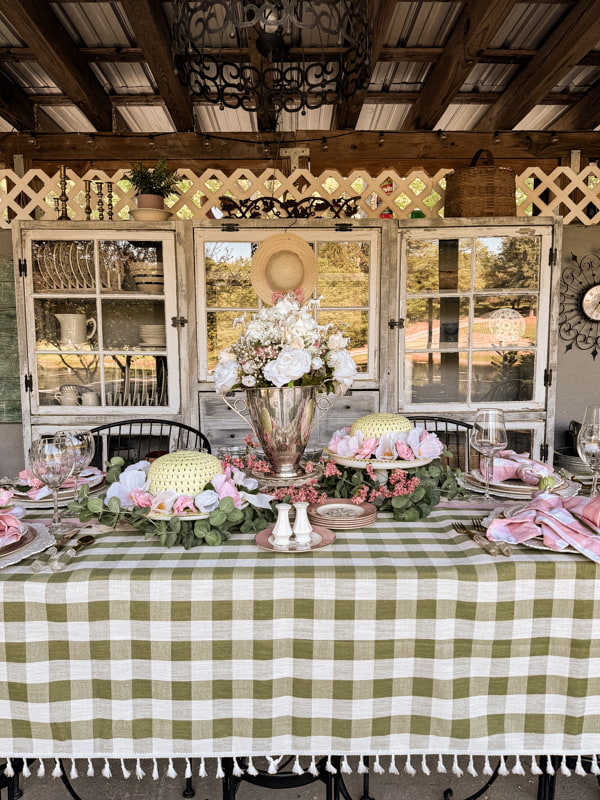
[{"x1": 172, "y1": 1, "x2": 371, "y2": 122}]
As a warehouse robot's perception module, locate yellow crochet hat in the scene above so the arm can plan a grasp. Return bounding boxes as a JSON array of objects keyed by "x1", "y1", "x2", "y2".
[
  {"x1": 350, "y1": 412, "x2": 413, "y2": 438},
  {"x1": 147, "y1": 450, "x2": 223, "y2": 495}
]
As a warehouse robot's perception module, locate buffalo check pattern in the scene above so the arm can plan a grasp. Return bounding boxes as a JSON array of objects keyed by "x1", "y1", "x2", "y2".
[{"x1": 1, "y1": 506, "x2": 600, "y2": 760}]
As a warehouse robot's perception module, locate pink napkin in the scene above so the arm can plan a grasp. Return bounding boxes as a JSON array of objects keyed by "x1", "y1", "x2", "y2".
[
  {"x1": 480, "y1": 450, "x2": 552, "y2": 484},
  {"x1": 487, "y1": 494, "x2": 600, "y2": 562},
  {"x1": 0, "y1": 512, "x2": 24, "y2": 547},
  {"x1": 18, "y1": 467, "x2": 103, "y2": 500}
]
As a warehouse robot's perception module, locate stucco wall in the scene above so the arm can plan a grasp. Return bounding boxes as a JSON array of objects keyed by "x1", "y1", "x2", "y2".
[{"x1": 554, "y1": 225, "x2": 600, "y2": 448}]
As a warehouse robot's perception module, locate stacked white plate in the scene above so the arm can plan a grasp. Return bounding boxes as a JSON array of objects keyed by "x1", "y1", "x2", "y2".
[
  {"x1": 307, "y1": 499, "x2": 377, "y2": 529},
  {"x1": 139, "y1": 324, "x2": 166, "y2": 347}
]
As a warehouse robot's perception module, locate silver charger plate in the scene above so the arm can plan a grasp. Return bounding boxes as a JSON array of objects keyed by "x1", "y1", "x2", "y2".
[
  {"x1": 458, "y1": 472, "x2": 580, "y2": 500},
  {"x1": 0, "y1": 523, "x2": 54, "y2": 569}
]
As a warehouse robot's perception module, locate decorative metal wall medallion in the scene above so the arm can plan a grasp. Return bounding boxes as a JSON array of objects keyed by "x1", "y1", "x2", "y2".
[{"x1": 559, "y1": 251, "x2": 600, "y2": 359}]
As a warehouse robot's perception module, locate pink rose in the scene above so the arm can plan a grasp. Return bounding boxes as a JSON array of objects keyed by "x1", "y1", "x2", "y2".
[
  {"x1": 356, "y1": 437, "x2": 378, "y2": 458},
  {"x1": 18, "y1": 469, "x2": 43, "y2": 489},
  {"x1": 396, "y1": 441, "x2": 414, "y2": 461},
  {"x1": 212, "y1": 474, "x2": 243, "y2": 507},
  {"x1": 173, "y1": 495, "x2": 196, "y2": 515},
  {"x1": 417, "y1": 430, "x2": 444, "y2": 459},
  {"x1": 0, "y1": 489, "x2": 14, "y2": 508},
  {"x1": 0, "y1": 513, "x2": 23, "y2": 546},
  {"x1": 130, "y1": 488, "x2": 154, "y2": 507}
]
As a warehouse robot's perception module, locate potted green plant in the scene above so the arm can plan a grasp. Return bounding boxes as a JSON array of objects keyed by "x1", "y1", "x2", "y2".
[{"x1": 124, "y1": 159, "x2": 183, "y2": 209}]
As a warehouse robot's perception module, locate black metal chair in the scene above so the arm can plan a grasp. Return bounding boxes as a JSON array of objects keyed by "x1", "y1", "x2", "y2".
[
  {"x1": 404, "y1": 414, "x2": 473, "y2": 471},
  {"x1": 89, "y1": 419, "x2": 211, "y2": 469}
]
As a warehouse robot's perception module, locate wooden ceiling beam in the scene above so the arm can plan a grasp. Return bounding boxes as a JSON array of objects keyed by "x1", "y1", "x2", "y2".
[
  {"x1": 475, "y1": 0, "x2": 600, "y2": 131},
  {"x1": 332, "y1": 0, "x2": 387, "y2": 129},
  {"x1": 0, "y1": 70, "x2": 37, "y2": 130},
  {"x1": 22, "y1": 89, "x2": 584, "y2": 110},
  {"x1": 551, "y1": 80, "x2": 600, "y2": 131},
  {"x1": 401, "y1": 0, "x2": 519, "y2": 131},
  {"x1": 118, "y1": 0, "x2": 194, "y2": 132},
  {"x1": 1, "y1": 0, "x2": 113, "y2": 132},
  {"x1": 1, "y1": 130, "x2": 599, "y2": 164},
  {"x1": 3, "y1": 43, "x2": 600, "y2": 68}
]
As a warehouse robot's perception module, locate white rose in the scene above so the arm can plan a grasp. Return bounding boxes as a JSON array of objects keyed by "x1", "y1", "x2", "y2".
[
  {"x1": 327, "y1": 332, "x2": 348, "y2": 350},
  {"x1": 263, "y1": 347, "x2": 312, "y2": 387},
  {"x1": 311, "y1": 356, "x2": 324, "y2": 370},
  {"x1": 214, "y1": 358, "x2": 240, "y2": 393},
  {"x1": 327, "y1": 349, "x2": 357, "y2": 387}
]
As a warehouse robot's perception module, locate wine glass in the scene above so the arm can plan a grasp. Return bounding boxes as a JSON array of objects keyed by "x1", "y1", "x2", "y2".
[
  {"x1": 470, "y1": 408, "x2": 508, "y2": 499},
  {"x1": 577, "y1": 406, "x2": 600, "y2": 498},
  {"x1": 28, "y1": 437, "x2": 76, "y2": 536},
  {"x1": 54, "y1": 429, "x2": 96, "y2": 501}
]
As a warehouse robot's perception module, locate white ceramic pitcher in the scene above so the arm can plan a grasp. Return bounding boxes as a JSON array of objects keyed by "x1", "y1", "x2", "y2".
[{"x1": 55, "y1": 313, "x2": 96, "y2": 346}]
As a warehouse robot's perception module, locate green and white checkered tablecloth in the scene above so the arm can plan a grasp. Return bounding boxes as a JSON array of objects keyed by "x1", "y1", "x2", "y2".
[{"x1": 1, "y1": 505, "x2": 600, "y2": 761}]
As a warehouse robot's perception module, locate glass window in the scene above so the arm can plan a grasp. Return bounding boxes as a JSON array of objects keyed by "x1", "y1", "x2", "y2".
[
  {"x1": 199, "y1": 232, "x2": 376, "y2": 380},
  {"x1": 403, "y1": 230, "x2": 545, "y2": 407}
]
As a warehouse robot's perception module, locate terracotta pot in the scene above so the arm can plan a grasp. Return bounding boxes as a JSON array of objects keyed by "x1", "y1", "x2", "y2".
[{"x1": 136, "y1": 194, "x2": 164, "y2": 210}]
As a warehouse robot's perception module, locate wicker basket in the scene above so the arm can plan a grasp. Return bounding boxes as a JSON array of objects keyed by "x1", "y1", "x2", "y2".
[{"x1": 444, "y1": 149, "x2": 516, "y2": 217}]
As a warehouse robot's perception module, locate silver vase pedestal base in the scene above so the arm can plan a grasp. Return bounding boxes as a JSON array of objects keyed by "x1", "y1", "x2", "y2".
[{"x1": 253, "y1": 462, "x2": 324, "y2": 491}]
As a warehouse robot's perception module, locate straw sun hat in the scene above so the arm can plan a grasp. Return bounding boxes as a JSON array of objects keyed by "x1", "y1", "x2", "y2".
[{"x1": 251, "y1": 233, "x2": 317, "y2": 305}]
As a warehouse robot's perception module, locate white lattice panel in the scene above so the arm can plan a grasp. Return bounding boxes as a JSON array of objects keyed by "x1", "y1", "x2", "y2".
[{"x1": 2, "y1": 166, "x2": 600, "y2": 227}]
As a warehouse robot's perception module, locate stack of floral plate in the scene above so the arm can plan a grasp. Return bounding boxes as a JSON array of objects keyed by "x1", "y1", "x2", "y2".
[{"x1": 307, "y1": 499, "x2": 377, "y2": 529}]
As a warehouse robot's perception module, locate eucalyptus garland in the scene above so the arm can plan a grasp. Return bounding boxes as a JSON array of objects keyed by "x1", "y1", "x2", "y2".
[{"x1": 69, "y1": 454, "x2": 462, "y2": 547}]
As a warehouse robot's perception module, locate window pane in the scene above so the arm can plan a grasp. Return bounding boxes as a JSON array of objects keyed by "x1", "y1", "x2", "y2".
[
  {"x1": 204, "y1": 241, "x2": 255, "y2": 307},
  {"x1": 474, "y1": 236, "x2": 540, "y2": 291},
  {"x1": 104, "y1": 354, "x2": 168, "y2": 407},
  {"x1": 317, "y1": 241, "x2": 370, "y2": 307},
  {"x1": 473, "y1": 295, "x2": 538, "y2": 348},
  {"x1": 206, "y1": 311, "x2": 249, "y2": 372},
  {"x1": 405, "y1": 351, "x2": 468, "y2": 403},
  {"x1": 34, "y1": 299, "x2": 97, "y2": 350},
  {"x1": 100, "y1": 240, "x2": 164, "y2": 293},
  {"x1": 102, "y1": 300, "x2": 165, "y2": 350},
  {"x1": 318, "y1": 309, "x2": 369, "y2": 373},
  {"x1": 36, "y1": 353, "x2": 101, "y2": 406},
  {"x1": 471, "y1": 350, "x2": 535, "y2": 402},
  {"x1": 406, "y1": 239, "x2": 471, "y2": 294},
  {"x1": 405, "y1": 297, "x2": 470, "y2": 350},
  {"x1": 32, "y1": 240, "x2": 95, "y2": 293}
]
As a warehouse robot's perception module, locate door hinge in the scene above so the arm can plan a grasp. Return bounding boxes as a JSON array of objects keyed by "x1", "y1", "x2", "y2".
[
  {"x1": 335, "y1": 223, "x2": 353, "y2": 232},
  {"x1": 540, "y1": 442, "x2": 549, "y2": 461},
  {"x1": 388, "y1": 318, "x2": 404, "y2": 329},
  {"x1": 549, "y1": 247, "x2": 557, "y2": 268},
  {"x1": 18, "y1": 258, "x2": 27, "y2": 277},
  {"x1": 221, "y1": 222, "x2": 239, "y2": 232},
  {"x1": 171, "y1": 316, "x2": 188, "y2": 328},
  {"x1": 544, "y1": 367, "x2": 553, "y2": 387},
  {"x1": 24, "y1": 374, "x2": 33, "y2": 392}
]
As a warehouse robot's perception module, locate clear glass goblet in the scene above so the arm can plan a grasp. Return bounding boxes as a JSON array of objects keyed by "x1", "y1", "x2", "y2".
[
  {"x1": 28, "y1": 438, "x2": 76, "y2": 537},
  {"x1": 577, "y1": 406, "x2": 600, "y2": 498},
  {"x1": 54, "y1": 429, "x2": 95, "y2": 501},
  {"x1": 470, "y1": 408, "x2": 508, "y2": 499}
]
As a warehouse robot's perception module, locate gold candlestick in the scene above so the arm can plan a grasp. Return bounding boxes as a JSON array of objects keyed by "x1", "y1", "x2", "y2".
[
  {"x1": 58, "y1": 165, "x2": 70, "y2": 220},
  {"x1": 106, "y1": 181, "x2": 113, "y2": 221},
  {"x1": 96, "y1": 181, "x2": 104, "y2": 221},
  {"x1": 84, "y1": 180, "x2": 92, "y2": 221}
]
